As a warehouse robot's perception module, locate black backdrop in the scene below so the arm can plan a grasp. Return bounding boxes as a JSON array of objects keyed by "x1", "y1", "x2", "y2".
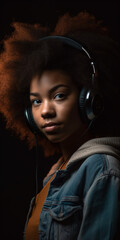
[{"x1": 1, "y1": 1, "x2": 119, "y2": 240}]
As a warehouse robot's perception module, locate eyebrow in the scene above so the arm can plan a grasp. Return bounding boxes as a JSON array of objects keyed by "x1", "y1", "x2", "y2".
[{"x1": 30, "y1": 84, "x2": 69, "y2": 97}]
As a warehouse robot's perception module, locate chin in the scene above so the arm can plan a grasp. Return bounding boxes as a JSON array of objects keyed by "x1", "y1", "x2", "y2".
[
  {"x1": 48, "y1": 137, "x2": 62, "y2": 143},
  {"x1": 46, "y1": 133, "x2": 69, "y2": 144}
]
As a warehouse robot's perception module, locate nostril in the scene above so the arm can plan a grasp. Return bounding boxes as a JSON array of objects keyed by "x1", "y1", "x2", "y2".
[{"x1": 41, "y1": 112, "x2": 56, "y2": 119}]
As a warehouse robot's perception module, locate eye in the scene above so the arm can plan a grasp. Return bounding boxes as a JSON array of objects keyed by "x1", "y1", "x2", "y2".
[
  {"x1": 54, "y1": 93, "x2": 65, "y2": 100},
  {"x1": 31, "y1": 99, "x2": 41, "y2": 106}
]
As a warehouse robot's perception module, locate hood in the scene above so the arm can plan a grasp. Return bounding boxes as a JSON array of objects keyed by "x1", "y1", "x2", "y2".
[
  {"x1": 43, "y1": 137, "x2": 120, "y2": 186},
  {"x1": 67, "y1": 137, "x2": 120, "y2": 168}
]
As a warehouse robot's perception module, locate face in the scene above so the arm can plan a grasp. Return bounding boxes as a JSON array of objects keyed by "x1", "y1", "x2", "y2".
[{"x1": 30, "y1": 70, "x2": 85, "y2": 144}]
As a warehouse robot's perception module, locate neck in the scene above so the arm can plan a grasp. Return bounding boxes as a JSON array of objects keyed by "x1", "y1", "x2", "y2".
[{"x1": 59, "y1": 128, "x2": 92, "y2": 162}]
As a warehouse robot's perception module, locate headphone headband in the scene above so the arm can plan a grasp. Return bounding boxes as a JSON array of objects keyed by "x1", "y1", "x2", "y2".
[{"x1": 39, "y1": 35, "x2": 95, "y2": 85}]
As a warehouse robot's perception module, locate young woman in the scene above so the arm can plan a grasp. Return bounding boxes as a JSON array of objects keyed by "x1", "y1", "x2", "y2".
[{"x1": 0, "y1": 12, "x2": 120, "y2": 240}]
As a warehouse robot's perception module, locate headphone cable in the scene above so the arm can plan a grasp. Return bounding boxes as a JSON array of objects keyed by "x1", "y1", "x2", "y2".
[
  {"x1": 80, "y1": 119, "x2": 94, "y2": 139},
  {"x1": 34, "y1": 134, "x2": 39, "y2": 197}
]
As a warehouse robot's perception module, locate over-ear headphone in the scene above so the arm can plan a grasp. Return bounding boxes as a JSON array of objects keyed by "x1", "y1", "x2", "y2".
[{"x1": 24, "y1": 36, "x2": 104, "y2": 135}]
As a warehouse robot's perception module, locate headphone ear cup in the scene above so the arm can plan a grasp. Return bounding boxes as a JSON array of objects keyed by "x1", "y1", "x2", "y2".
[
  {"x1": 79, "y1": 88, "x2": 90, "y2": 123},
  {"x1": 24, "y1": 107, "x2": 41, "y2": 135},
  {"x1": 79, "y1": 88, "x2": 104, "y2": 123}
]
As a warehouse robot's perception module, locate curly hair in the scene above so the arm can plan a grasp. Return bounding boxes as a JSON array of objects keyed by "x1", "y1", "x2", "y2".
[{"x1": 0, "y1": 12, "x2": 120, "y2": 156}]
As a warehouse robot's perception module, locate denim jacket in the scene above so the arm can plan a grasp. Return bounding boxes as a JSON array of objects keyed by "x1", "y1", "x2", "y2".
[{"x1": 25, "y1": 137, "x2": 120, "y2": 240}]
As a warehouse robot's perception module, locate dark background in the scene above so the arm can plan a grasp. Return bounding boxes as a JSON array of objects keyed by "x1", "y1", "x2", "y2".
[{"x1": 1, "y1": 1, "x2": 119, "y2": 240}]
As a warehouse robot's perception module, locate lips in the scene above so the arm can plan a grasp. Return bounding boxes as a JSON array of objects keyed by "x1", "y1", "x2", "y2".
[{"x1": 42, "y1": 122, "x2": 61, "y2": 133}]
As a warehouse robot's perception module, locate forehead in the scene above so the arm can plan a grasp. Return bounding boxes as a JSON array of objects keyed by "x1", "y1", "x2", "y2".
[{"x1": 30, "y1": 70, "x2": 76, "y2": 92}]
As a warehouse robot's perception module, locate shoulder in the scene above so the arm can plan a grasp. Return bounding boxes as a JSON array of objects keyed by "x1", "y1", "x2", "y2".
[
  {"x1": 79, "y1": 153, "x2": 120, "y2": 186},
  {"x1": 72, "y1": 153, "x2": 120, "y2": 197},
  {"x1": 83, "y1": 153, "x2": 120, "y2": 177}
]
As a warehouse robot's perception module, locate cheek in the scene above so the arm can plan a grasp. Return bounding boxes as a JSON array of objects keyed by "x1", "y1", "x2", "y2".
[
  {"x1": 59, "y1": 100, "x2": 81, "y2": 125},
  {"x1": 32, "y1": 107, "x2": 41, "y2": 126}
]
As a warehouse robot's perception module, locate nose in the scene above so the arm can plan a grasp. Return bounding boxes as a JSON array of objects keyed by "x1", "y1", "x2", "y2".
[{"x1": 41, "y1": 100, "x2": 56, "y2": 119}]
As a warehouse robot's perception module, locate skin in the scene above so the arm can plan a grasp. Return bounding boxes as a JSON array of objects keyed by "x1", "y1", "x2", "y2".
[{"x1": 30, "y1": 70, "x2": 90, "y2": 161}]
